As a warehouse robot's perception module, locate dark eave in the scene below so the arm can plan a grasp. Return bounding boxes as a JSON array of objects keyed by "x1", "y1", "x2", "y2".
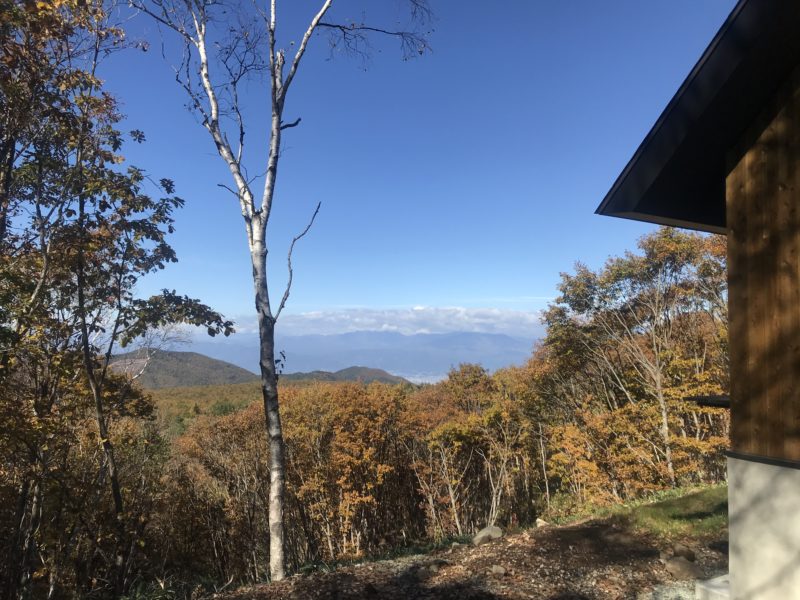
[
  {"x1": 596, "y1": 0, "x2": 800, "y2": 234},
  {"x1": 686, "y1": 395, "x2": 730, "y2": 409}
]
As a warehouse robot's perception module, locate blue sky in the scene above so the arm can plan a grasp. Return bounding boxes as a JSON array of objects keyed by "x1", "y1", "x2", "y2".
[{"x1": 102, "y1": 0, "x2": 736, "y2": 338}]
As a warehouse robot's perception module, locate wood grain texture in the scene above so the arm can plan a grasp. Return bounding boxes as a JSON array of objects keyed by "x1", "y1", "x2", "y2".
[{"x1": 727, "y1": 77, "x2": 800, "y2": 461}]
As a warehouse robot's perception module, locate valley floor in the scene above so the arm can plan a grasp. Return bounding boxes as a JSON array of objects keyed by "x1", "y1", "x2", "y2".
[{"x1": 220, "y1": 488, "x2": 729, "y2": 600}]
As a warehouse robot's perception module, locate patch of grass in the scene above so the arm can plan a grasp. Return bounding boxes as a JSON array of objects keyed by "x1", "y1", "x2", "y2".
[
  {"x1": 623, "y1": 484, "x2": 727, "y2": 540},
  {"x1": 550, "y1": 484, "x2": 728, "y2": 541}
]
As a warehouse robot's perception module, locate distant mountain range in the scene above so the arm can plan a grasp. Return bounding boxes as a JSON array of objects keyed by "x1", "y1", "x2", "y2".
[
  {"x1": 111, "y1": 350, "x2": 411, "y2": 389},
  {"x1": 189, "y1": 331, "x2": 535, "y2": 382},
  {"x1": 116, "y1": 331, "x2": 536, "y2": 388},
  {"x1": 281, "y1": 366, "x2": 409, "y2": 385}
]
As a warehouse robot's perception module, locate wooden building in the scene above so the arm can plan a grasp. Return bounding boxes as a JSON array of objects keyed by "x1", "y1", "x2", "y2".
[{"x1": 596, "y1": 1, "x2": 800, "y2": 598}]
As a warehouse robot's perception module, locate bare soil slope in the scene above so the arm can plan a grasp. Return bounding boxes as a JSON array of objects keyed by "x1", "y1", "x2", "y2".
[{"x1": 221, "y1": 494, "x2": 728, "y2": 600}]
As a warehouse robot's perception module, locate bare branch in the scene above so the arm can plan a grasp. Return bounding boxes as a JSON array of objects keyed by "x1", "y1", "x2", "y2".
[
  {"x1": 406, "y1": 0, "x2": 434, "y2": 25},
  {"x1": 274, "y1": 202, "x2": 321, "y2": 321},
  {"x1": 171, "y1": 38, "x2": 209, "y2": 122},
  {"x1": 281, "y1": 0, "x2": 334, "y2": 104},
  {"x1": 318, "y1": 21, "x2": 431, "y2": 61},
  {"x1": 217, "y1": 16, "x2": 267, "y2": 163},
  {"x1": 131, "y1": 0, "x2": 193, "y2": 41},
  {"x1": 217, "y1": 183, "x2": 240, "y2": 197},
  {"x1": 280, "y1": 117, "x2": 301, "y2": 131}
]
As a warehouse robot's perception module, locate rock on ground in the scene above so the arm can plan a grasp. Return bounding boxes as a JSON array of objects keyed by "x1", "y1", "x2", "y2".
[
  {"x1": 665, "y1": 556, "x2": 704, "y2": 579},
  {"x1": 672, "y1": 543, "x2": 697, "y2": 562},
  {"x1": 472, "y1": 525, "x2": 503, "y2": 546}
]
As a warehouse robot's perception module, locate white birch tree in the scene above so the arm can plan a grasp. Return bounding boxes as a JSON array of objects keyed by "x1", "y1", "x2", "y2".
[{"x1": 133, "y1": 0, "x2": 431, "y2": 580}]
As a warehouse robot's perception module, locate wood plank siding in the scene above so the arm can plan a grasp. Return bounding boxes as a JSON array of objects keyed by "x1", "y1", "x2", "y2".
[{"x1": 727, "y1": 75, "x2": 800, "y2": 461}]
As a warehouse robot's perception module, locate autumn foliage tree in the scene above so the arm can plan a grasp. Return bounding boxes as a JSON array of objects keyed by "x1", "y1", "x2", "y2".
[
  {"x1": 0, "y1": 2, "x2": 229, "y2": 597},
  {"x1": 539, "y1": 229, "x2": 728, "y2": 504}
]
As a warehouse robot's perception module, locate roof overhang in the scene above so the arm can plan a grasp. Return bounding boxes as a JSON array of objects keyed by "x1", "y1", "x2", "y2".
[{"x1": 596, "y1": 0, "x2": 800, "y2": 234}]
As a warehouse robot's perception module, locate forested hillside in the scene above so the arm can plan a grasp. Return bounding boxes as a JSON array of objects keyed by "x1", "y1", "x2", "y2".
[
  {"x1": 111, "y1": 350, "x2": 260, "y2": 389},
  {"x1": 147, "y1": 367, "x2": 411, "y2": 437}
]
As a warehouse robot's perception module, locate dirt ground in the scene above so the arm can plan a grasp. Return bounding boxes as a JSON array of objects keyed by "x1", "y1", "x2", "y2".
[{"x1": 218, "y1": 517, "x2": 729, "y2": 600}]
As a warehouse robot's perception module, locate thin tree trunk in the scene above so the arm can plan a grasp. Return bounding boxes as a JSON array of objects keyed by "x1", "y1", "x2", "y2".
[
  {"x1": 445, "y1": 480, "x2": 463, "y2": 537},
  {"x1": 655, "y1": 382, "x2": 676, "y2": 486},
  {"x1": 439, "y1": 449, "x2": 463, "y2": 536},
  {"x1": 18, "y1": 480, "x2": 43, "y2": 600},
  {"x1": 75, "y1": 189, "x2": 127, "y2": 596},
  {"x1": 538, "y1": 424, "x2": 550, "y2": 511},
  {"x1": 47, "y1": 522, "x2": 78, "y2": 600},
  {"x1": 0, "y1": 134, "x2": 15, "y2": 246},
  {"x1": 4, "y1": 479, "x2": 30, "y2": 600},
  {"x1": 252, "y1": 240, "x2": 286, "y2": 580}
]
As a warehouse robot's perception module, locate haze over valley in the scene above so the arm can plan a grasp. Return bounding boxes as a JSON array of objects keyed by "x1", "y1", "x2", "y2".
[{"x1": 189, "y1": 330, "x2": 537, "y2": 382}]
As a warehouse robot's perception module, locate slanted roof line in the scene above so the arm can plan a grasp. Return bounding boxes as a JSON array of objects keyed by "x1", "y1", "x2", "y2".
[
  {"x1": 595, "y1": 0, "x2": 747, "y2": 219},
  {"x1": 596, "y1": 0, "x2": 800, "y2": 232}
]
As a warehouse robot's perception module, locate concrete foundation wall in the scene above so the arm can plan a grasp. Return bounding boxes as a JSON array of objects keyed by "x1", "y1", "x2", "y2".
[{"x1": 728, "y1": 455, "x2": 800, "y2": 599}]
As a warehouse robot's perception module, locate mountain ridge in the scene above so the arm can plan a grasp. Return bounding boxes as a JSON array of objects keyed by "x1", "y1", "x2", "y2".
[
  {"x1": 280, "y1": 366, "x2": 410, "y2": 385},
  {"x1": 111, "y1": 350, "x2": 259, "y2": 389},
  {"x1": 112, "y1": 350, "x2": 412, "y2": 389}
]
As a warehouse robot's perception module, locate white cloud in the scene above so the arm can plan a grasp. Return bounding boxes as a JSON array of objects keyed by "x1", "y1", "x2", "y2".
[{"x1": 244, "y1": 306, "x2": 547, "y2": 338}]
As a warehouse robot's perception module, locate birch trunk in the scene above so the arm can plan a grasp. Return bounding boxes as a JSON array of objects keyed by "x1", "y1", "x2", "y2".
[{"x1": 251, "y1": 237, "x2": 286, "y2": 579}]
